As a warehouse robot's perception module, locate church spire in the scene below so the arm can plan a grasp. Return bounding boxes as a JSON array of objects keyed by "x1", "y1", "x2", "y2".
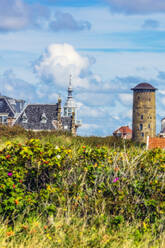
[
  {"x1": 68, "y1": 74, "x2": 73, "y2": 99},
  {"x1": 64, "y1": 74, "x2": 76, "y2": 117}
]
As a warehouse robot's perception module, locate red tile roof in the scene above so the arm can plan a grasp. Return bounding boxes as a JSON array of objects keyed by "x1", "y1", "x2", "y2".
[
  {"x1": 148, "y1": 137, "x2": 165, "y2": 149},
  {"x1": 113, "y1": 126, "x2": 132, "y2": 134}
]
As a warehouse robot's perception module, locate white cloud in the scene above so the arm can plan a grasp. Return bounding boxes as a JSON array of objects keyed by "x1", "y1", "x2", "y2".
[
  {"x1": 161, "y1": 97, "x2": 165, "y2": 106},
  {"x1": 0, "y1": 0, "x2": 49, "y2": 32},
  {"x1": 118, "y1": 93, "x2": 133, "y2": 104},
  {"x1": 0, "y1": 69, "x2": 36, "y2": 101},
  {"x1": 34, "y1": 43, "x2": 93, "y2": 89}
]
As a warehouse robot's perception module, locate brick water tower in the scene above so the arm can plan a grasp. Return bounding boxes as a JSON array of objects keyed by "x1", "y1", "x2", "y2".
[{"x1": 131, "y1": 83, "x2": 157, "y2": 143}]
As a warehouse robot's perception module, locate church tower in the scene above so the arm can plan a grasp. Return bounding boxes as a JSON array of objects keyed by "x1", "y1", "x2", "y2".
[
  {"x1": 64, "y1": 75, "x2": 77, "y2": 117},
  {"x1": 64, "y1": 75, "x2": 81, "y2": 135},
  {"x1": 131, "y1": 82, "x2": 157, "y2": 143}
]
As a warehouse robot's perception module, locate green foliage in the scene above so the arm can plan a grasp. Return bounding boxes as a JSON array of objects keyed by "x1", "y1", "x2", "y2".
[{"x1": 0, "y1": 138, "x2": 164, "y2": 234}]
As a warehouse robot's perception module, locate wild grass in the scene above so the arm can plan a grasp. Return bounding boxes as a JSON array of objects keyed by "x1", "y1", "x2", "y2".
[
  {"x1": 0, "y1": 125, "x2": 164, "y2": 247},
  {"x1": 0, "y1": 124, "x2": 137, "y2": 149},
  {"x1": 0, "y1": 214, "x2": 164, "y2": 248}
]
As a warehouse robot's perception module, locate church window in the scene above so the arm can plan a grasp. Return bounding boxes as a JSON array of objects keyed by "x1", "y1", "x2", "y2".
[{"x1": 139, "y1": 124, "x2": 143, "y2": 130}]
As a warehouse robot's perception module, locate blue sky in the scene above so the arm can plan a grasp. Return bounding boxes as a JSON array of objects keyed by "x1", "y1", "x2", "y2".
[{"x1": 1, "y1": 0, "x2": 165, "y2": 136}]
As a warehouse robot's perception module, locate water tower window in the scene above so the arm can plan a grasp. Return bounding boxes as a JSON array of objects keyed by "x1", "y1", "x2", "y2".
[
  {"x1": 141, "y1": 115, "x2": 143, "y2": 120},
  {"x1": 139, "y1": 124, "x2": 143, "y2": 130}
]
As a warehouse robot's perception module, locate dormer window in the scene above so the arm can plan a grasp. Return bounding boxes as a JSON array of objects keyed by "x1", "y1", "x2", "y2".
[
  {"x1": 41, "y1": 113, "x2": 47, "y2": 124},
  {"x1": 22, "y1": 112, "x2": 28, "y2": 123}
]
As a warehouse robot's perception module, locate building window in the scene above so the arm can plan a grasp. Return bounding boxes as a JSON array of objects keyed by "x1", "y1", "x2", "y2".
[
  {"x1": 141, "y1": 115, "x2": 143, "y2": 120},
  {"x1": 139, "y1": 124, "x2": 143, "y2": 131},
  {"x1": 22, "y1": 112, "x2": 28, "y2": 123},
  {"x1": 141, "y1": 132, "x2": 144, "y2": 137},
  {"x1": 116, "y1": 132, "x2": 122, "y2": 137},
  {"x1": 41, "y1": 113, "x2": 47, "y2": 124},
  {"x1": 138, "y1": 96, "x2": 140, "y2": 100},
  {"x1": 64, "y1": 108, "x2": 67, "y2": 116},
  {"x1": 0, "y1": 116, "x2": 8, "y2": 124},
  {"x1": 68, "y1": 108, "x2": 72, "y2": 117},
  {"x1": 148, "y1": 124, "x2": 150, "y2": 128}
]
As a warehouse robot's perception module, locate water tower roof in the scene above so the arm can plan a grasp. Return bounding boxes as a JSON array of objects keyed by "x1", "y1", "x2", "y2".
[{"x1": 131, "y1": 82, "x2": 157, "y2": 90}]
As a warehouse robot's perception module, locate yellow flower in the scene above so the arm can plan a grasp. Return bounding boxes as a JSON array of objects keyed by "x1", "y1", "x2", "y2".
[{"x1": 47, "y1": 233, "x2": 52, "y2": 240}]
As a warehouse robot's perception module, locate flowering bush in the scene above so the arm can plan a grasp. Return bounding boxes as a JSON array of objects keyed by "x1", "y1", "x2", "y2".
[{"x1": 0, "y1": 139, "x2": 164, "y2": 231}]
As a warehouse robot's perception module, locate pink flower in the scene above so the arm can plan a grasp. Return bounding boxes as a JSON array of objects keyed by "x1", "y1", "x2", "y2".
[
  {"x1": 8, "y1": 172, "x2": 12, "y2": 176},
  {"x1": 113, "y1": 177, "x2": 119, "y2": 183}
]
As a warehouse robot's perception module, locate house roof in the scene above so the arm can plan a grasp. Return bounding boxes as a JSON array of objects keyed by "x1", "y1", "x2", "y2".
[
  {"x1": 131, "y1": 82, "x2": 157, "y2": 91},
  {"x1": 113, "y1": 126, "x2": 132, "y2": 135},
  {"x1": 16, "y1": 104, "x2": 59, "y2": 130},
  {"x1": 0, "y1": 95, "x2": 25, "y2": 115},
  {"x1": 0, "y1": 96, "x2": 15, "y2": 117},
  {"x1": 15, "y1": 104, "x2": 72, "y2": 131},
  {"x1": 147, "y1": 137, "x2": 165, "y2": 149}
]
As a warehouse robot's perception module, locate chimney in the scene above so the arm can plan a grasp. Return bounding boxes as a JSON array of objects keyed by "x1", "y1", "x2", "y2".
[
  {"x1": 71, "y1": 112, "x2": 76, "y2": 136},
  {"x1": 57, "y1": 96, "x2": 62, "y2": 129}
]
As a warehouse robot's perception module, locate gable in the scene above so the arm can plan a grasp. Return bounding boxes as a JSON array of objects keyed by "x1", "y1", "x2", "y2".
[
  {"x1": 0, "y1": 97, "x2": 15, "y2": 117},
  {"x1": 114, "y1": 126, "x2": 132, "y2": 135}
]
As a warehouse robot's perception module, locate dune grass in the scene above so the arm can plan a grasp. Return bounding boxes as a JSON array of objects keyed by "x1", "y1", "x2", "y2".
[
  {"x1": 0, "y1": 125, "x2": 164, "y2": 247},
  {"x1": 0, "y1": 213, "x2": 164, "y2": 248}
]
